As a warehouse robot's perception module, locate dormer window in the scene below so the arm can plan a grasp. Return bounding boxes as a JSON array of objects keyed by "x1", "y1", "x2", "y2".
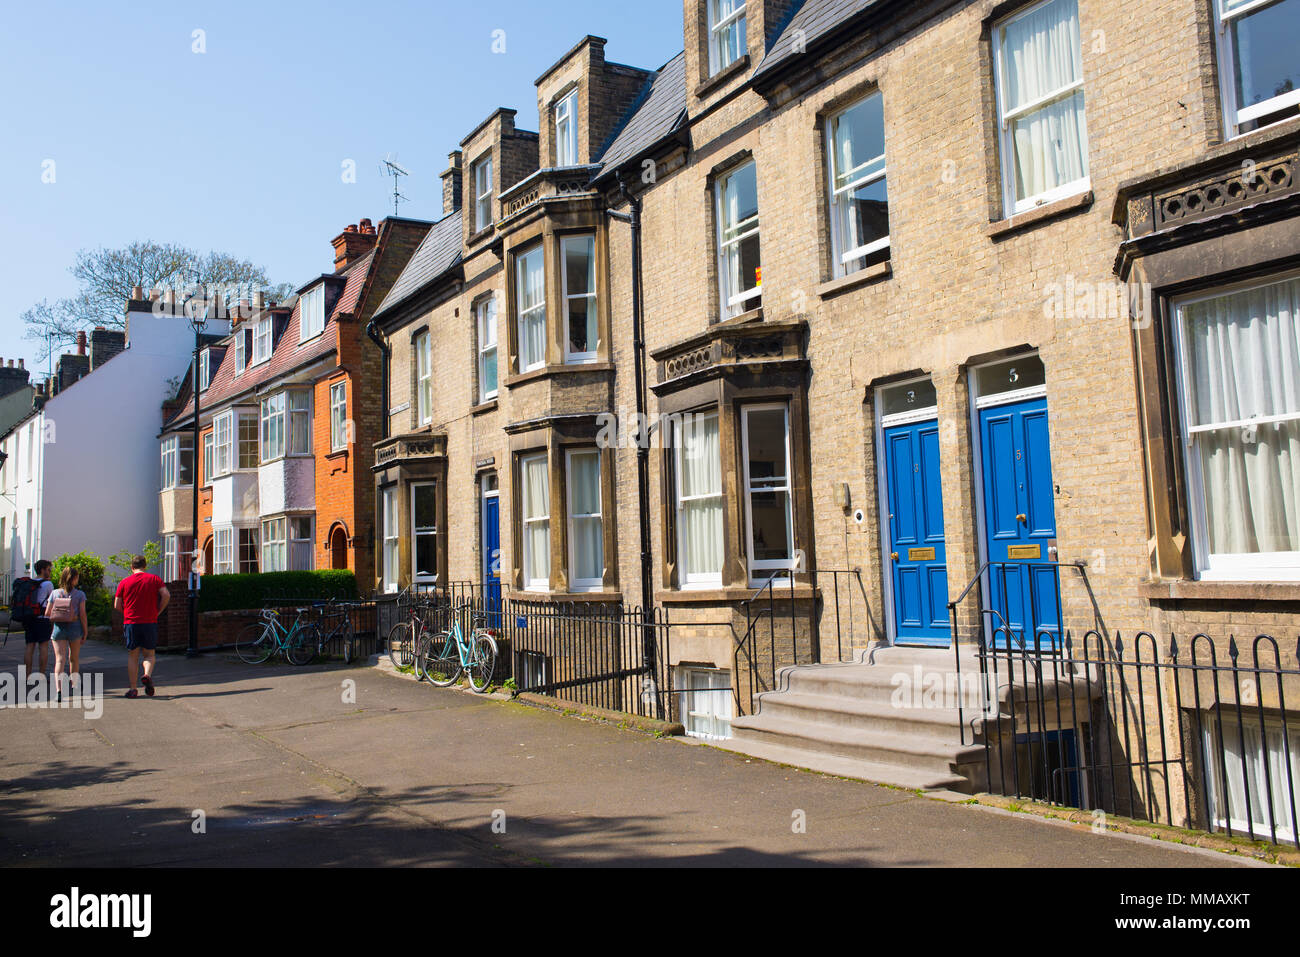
[
  {"x1": 473, "y1": 155, "x2": 494, "y2": 230},
  {"x1": 252, "y1": 316, "x2": 272, "y2": 365},
  {"x1": 555, "y1": 88, "x2": 579, "y2": 167},
  {"x1": 233, "y1": 329, "x2": 246, "y2": 376},
  {"x1": 708, "y1": 0, "x2": 747, "y2": 76},
  {"x1": 299, "y1": 284, "x2": 326, "y2": 341},
  {"x1": 199, "y1": 349, "x2": 211, "y2": 391}
]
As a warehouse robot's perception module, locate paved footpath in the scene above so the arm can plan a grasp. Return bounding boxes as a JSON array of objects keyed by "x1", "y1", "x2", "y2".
[{"x1": 0, "y1": 637, "x2": 1261, "y2": 867}]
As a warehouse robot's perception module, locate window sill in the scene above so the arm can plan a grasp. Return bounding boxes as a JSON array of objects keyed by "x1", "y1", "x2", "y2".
[
  {"x1": 471, "y1": 398, "x2": 499, "y2": 416},
  {"x1": 514, "y1": 590, "x2": 623, "y2": 604},
  {"x1": 984, "y1": 191, "x2": 1093, "y2": 240},
  {"x1": 656, "y1": 583, "x2": 818, "y2": 604},
  {"x1": 817, "y1": 260, "x2": 892, "y2": 298},
  {"x1": 325, "y1": 448, "x2": 349, "y2": 461},
  {"x1": 713, "y1": 306, "x2": 763, "y2": 327},
  {"x1": 1137, "y1": 579, "x2": 1300, "y2": 603},
  {"x1": 694, "y1": 55, "x2": 750, "y2": 100},
  {"x1": 468, "y1": 224, "x2": 496, "y2": 246},
  {"x1": 505, "y1": 361, "x2": 614, "y2": 388}
]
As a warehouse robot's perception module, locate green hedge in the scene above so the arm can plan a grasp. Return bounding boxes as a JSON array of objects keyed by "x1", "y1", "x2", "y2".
[{"x1": 196, "y1": 570, "x2": 358, "y2": 613}]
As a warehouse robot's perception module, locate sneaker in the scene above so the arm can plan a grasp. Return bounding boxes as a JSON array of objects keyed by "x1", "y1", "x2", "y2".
[
  {"x1": 142, "y1": 675, "x2": 155, "y2": 697},
  {"x1": 125, "y1": 689, "x2": 139, "y2": 699}
]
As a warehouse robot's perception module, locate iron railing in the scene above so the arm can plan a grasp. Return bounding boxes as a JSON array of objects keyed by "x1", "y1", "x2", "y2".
[{"x1": 733, "y1": 567, "x2": 878, "y2": 717}]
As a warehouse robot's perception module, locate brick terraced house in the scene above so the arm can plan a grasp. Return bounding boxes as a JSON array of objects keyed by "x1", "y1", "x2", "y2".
[
  {"x1": 368, "y1": 1, "x2": 1300, "y2": 837},
  {"x1": 158, "y1": 217, "x2": 431, "y2": 590}
]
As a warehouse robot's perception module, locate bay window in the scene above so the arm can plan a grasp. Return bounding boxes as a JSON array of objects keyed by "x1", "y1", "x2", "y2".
[
  {"x1": 162, "y1": 536, "x2": 178, "y2": 581},
  {"x1": 415, "y1": 331, "x2": 432, "y2": 424},
  {"x1": 674, "y1": 411, "x2": 724, "y2": 587},
  {"x1": 203, "y1": 431, "x2": 213, "y2": 485},
  {"x1": 1215, "y1": 0, "x2": 1300, "y2": 137},
  {"x1": 741, "y1": 404, "x2": 794, "y2": 585},
  {"x1": 214, "y1": 413, "x2": 233, "y2": 476},
  {"x1": 160, "y1": 435, "x2": 194, "y2": 490},
  {"x1": 566, "y1": 449, "x2": 603, "y2": 590},
  {"x1": 261, "y1": 517, "x2": 287, "y2": 572},
  {"x1": 238, "y1": 413, "x2": 259, "y2": 468},
  {"x1": 289, "y1": 391, "x2": 311, "y2": 455},
  {"x1": 992, "y1": 0, "x2": 1090, "y2": 215},
  {"x1": 260, "y1": 393, "x2": 286, "y2": 462},
  {"x1": 715, "y1": 161, "x2": 761, "y2": 318},
  {"x1": 214, "y1": 528, "x2": 234, "y2": 575},
  {"x1": 1173, "y1": 273, "x2": 1300, "y2": 580},
  {"x1": 708, "y1": 0, "x2": 747, "y2": 76},
  {"x1": 516, "y1": 244, "x2": 547, "y2": 372},
  {"x1": 827, "y1": 92, "x2": 890, "y2": 274},
  {"x1": 555, "y1": 88, "x2": 579, "y2": 166},
  {"x1": 474, "y1": 155, "x2": 494, "y2": 230},
  {"x1": 330, "y1": 381, "x2": 348, "y2": 451},
  {"x1": 289, "y1": 516, "x2": 313, "y2": 571},
  {"x1": 412, "y1": 482, "x2": 438, "y2": 585},
  {"x1": 477, "y1": 297, "x2": 498, "y2": 402},
  {"x1": 239, "y1": 528, "x2": 259, "y2": 573},
  {"x1": 299, "y1": 284, "x2": 326, "y2": 341},
  {"x1": 562, "y1": 235, "x2": 598, "y2": 362},
  {"x1": 521, "y1": 453, "x2": 550, "y2": 590}
]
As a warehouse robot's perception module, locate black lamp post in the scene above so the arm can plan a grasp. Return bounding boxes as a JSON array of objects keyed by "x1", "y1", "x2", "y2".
[{"x1": 186, "y1": 301, "x2": 207, "y2": 659}]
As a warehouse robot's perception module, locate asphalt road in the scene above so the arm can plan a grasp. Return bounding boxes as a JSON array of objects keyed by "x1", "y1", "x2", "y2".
[{"x1": 0, "y1": 635, "x2": 1260, "y2": 867}]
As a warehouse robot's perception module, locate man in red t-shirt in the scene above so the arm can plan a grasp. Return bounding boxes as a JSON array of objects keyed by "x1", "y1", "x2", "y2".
[{"x1": 113, "y1": 555, "x2": 170, "y2": 698}]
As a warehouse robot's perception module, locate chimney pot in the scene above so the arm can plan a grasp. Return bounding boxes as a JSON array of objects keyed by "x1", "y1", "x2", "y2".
[
  {"x1": 131, "y1": 284, "x2": 144, "y2": 299},
  {"x1": 76, "y1": 331, "x2": 87, "y2": 355},
  {"x1": 18, "y1": 359, "x2": 24, "y2": 369}
]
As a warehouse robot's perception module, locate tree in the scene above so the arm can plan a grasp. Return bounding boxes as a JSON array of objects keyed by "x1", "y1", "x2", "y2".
[{"x1": 22, "y1": 241, "x2": 294, "y2": 360}]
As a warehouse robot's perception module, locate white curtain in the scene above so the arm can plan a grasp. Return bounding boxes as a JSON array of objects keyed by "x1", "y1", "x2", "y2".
[
  {"x1": 569, "y1": 452, "x2": 602, "y2": 583},
  {"x1": 1184, "y1": 278, "x2": 1300, "y2": 555},
  {"x1": 1003, "y1": 0, "x2": 1088, "y2": 202},
  {"x1": 1205, "y1": 716, "x2": 1300, "y2": 842},
  {"x1": 679, "y1": 413, "x2": 723, "y2": 580},
  {"x1": 523, "y1": 456, "x2": 550, "y2": 585},
  {"x1": 518, "y1": 248, "x2": 546, "y2": 369}
]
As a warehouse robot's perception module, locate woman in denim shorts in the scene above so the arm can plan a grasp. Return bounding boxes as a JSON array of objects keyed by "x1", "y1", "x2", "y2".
[{"x1": 46, "y1": 567, "x2": 89, "y2": 696}]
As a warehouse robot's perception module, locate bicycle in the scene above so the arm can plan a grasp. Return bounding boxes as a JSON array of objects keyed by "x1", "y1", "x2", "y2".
[
  {"x1": 416, "y1": 602, "x2": 498, "y2": 693},
  {"x1": 387, "y1": 588, "x2": 435, "y2": 673},
  {"x1": 313, "y1": 599, "x2": 358, "y2": 663},
  {"x1": 236, "y1": 606, "x2": 321, "y2": 666}
]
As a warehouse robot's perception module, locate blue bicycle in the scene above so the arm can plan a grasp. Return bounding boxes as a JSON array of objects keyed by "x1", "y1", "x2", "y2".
[{"x1": 416, "y1": 602, "x2": 498, "y2": 693}]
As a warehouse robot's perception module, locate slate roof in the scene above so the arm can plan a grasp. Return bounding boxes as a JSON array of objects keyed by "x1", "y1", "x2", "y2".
[
  {"x1": 371, "y1": 212, "x2": 465, "y2": 321},
  {"x1": 593, "y1": 51, "x2": 687, "y2": 181},
  {"x1": 752, "y1": 0, "x2": 878, "y2": 84},
  {"x1": 162, "y1": 249, "x2": 376, "y2": 431}
]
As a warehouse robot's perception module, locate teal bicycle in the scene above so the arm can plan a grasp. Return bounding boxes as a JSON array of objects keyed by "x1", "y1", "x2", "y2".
[
  {"x1": 416, "y1": 602, "x2": 498, "y2": 692},
  {"x1": 236, "y1": 606, "x2": 321, "y2": 666}
]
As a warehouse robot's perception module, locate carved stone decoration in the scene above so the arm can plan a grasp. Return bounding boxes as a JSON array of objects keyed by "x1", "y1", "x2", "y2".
[
  {"x1": 663, "y1": 344, "x2": 716, "y2": 380},
  {"x1": 1154, "y1": 154, "x2": 1296, "y2": 229},
  {"x1": 506, "y1": 188, "x2": 541, "y2": 217},
  {"x1": 732, "y1": 336, "x2": 784, "y2": 361}
]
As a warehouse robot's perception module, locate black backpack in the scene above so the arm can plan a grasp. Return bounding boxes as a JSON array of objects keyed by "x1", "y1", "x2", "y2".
[{"x1": 10, "y1": 577, "x2": 43, "y2": 624}]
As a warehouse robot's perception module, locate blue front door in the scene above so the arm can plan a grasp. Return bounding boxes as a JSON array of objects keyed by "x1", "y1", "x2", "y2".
[
  {"x1": 884, "y1": 418, "x2": 950, "y2": 646},
  {"x1": 482, "y1": 491, "x2": 501, "y2": 629},
  {"x1": 978, "y1": 396, "x2": 1060, "y2": 649}
]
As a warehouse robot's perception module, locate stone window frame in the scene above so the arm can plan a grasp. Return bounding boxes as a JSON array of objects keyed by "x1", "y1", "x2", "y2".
[
  {"x1": 813, "y1": 80, "x2": 893, "y2": 283},
  {"x1": 502, "y1": 215, "x2": 613, "y2": 383},
  {"x1": 471, "y1": 151, "x2": 495, "y2": 233},
  {"x1": 706, "y1": 150, "x2": 762, "y2": 324},
  {"x1": 656, "y1": 368, "x2": 815, "y2": 596},
  {"x1": 507, "y1": 417, "x2": 620, "y2": 599},
  {"x1": 706, "y1": 0, "x2": 748, "y2": 77},
  {"x1": 374, "y1": 459, "x2": 448, "y2": 595},
  {"x1": 472, "y1": 292, "x2": 500, "y2": 406},
  {"x1": 553, "y1": 83, "x2": 581, "y2": 168}
]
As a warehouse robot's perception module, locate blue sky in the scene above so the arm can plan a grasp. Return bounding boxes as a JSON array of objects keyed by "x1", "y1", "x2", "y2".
[{"x1": 0, "y1": 0, "x2": 684, "y2": 379}]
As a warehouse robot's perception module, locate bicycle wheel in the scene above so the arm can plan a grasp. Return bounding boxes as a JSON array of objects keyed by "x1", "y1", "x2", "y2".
[
  {"x1": 419, "y1": 631, "x2": 462, "y2": 687},
  {"x1": 340, "y1": 617, "x2": 356, "y2": 664},
  {"x1": 286, "y1": 624, "x2": 319, "y2": 666},
  {"x1": 387, "y1": 621, "x2": 414, "y2": 671},
  {"x1": 236, "y1": 622, "x2": 275, "y2": 665},
  {"x1": 467, "y1": 633, "x2": 498, "y2": 693}
]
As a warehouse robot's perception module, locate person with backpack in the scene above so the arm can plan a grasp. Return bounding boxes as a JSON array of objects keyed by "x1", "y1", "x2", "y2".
[
  {"x1": 20, "y1": 560, "x2": 54, "y2": 677},
  {"x1": 46, "y1": 566, "x2": 88, "y2": 698},
  {"x1": 113, "y1": 555, "x2": 169, "y2": 698}
]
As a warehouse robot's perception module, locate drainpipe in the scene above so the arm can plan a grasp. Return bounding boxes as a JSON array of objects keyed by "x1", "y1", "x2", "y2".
[
  {"x1": 365, "y1": 319, "x2": 390, "y2": 440},
  {"x1": 609, "y1": 172, "x2": 660, "y2": 718}
]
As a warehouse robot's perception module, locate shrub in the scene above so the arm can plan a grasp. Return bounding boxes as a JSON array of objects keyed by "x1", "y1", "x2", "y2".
[
  {"x1": 85, "y1": 590, "x2": 113, "y2": 627},
  {"x1": 196, "y1": 570, "x2": 358, "y2": 613},
  {"x1": 52, "y1": 552, "x2": 106, "y2": 594},
  {"x1": 107, "y1": 541, "x2": 163, "y2": 581}
]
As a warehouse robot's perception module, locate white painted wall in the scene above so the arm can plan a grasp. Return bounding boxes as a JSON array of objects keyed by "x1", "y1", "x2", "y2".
[
  {"x1": 7, "y1": 305, "x2": 229, "y2": 580},
  {"x1": 211, "y1": 471, "x2": 259, "y2": 526},
  {"x1": 258, "y1": 456, "x2": 315, "y2": 516}
]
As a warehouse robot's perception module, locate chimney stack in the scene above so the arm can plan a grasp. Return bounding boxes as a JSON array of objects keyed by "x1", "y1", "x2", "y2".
[
  {"x1": 331, "y1": 220, "x2": 379, "y2": 272},
  {"x1": 441, "y1": 150, "x2": 464, "y2": 216}
]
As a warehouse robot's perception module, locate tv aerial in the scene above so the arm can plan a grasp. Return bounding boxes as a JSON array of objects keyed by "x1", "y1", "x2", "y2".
[{"x1": 381, "y1": 154, "x2": 409, "y2": 216}]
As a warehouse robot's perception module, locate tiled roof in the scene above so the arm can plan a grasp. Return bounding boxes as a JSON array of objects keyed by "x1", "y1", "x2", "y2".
[
  {"x1": 593, "y1": 51, "x2": 687, "y2": 180},
  {"x1": 371, "y1": 212, "x2": 464, "y2": 321},
  {"x1": 752, "y1": 0, "x2": 878, "y2": 83},
  {"x1": 163, "y1": 251, "x2": 377, "y2": 431}
]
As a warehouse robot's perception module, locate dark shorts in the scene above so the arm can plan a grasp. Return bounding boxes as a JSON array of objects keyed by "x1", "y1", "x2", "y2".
[
  {"x1": 24, "y1": 618, "x2": 52, "y2": 644},
  {"x1": 124, "y1": 622, "x2": 158, "y2": 651}
]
